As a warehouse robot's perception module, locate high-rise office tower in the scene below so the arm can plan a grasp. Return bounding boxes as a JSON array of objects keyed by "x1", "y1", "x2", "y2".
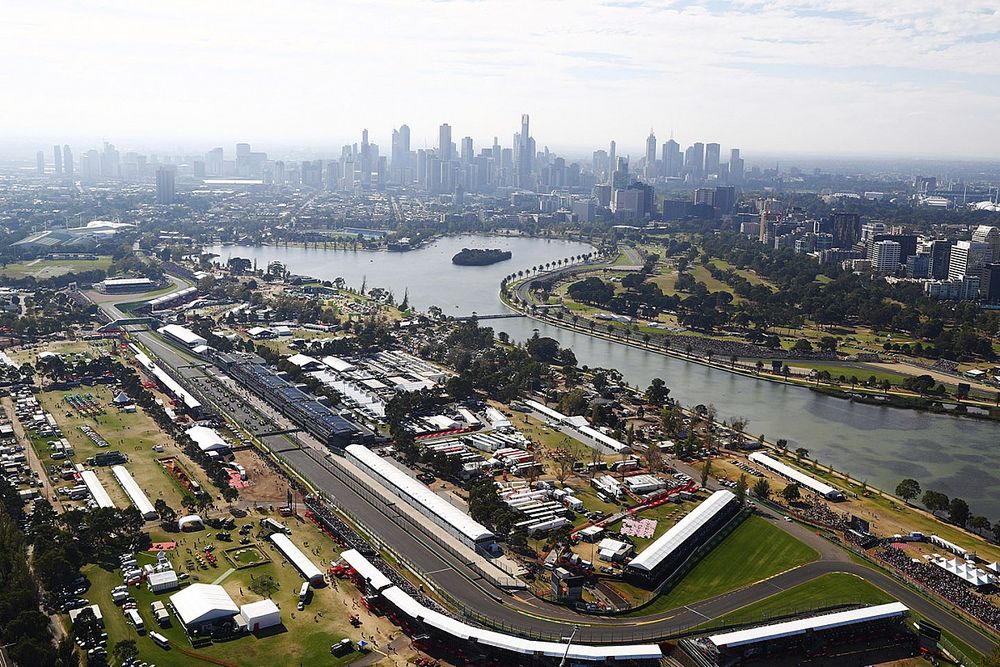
[
  {"x1": 684, "y1": 142, "x2": 705, "y2": 179},
  {"x1": 53, "y1": 145, "x2": 62, "y2": 174},
  {"x1": 644, "y1": 129, "x2": 657, "y2": 181},
  {"x1": 705, "y1": 143, "x2": 721, "y2": 177},
  {"x1": 517, "y1": 114, "x2": 532, "y2": 186},
  {"x1": 206, "y1": 147, "x2": 223, "y2": 177},
  {"x1": 612, "y1": 157, "x2": 629, "y2": 190},
  {"x1": 608, "y1": 140, "x2": 616, "y2": 185},
  {"x1": 831, "y1": 213, "x2": 861, "y2": 248},
  {"x1": 439, "y1": 124, "x2": 453, "y2": 162},
  {"x1": 662, "y1": 139, "x2": 681, "y2": 178},
  {"x1": 948, "y1": 240, "x2": 991, "y2": 281},
  {"x1": 36, "y1": 151, "x2": 45, "y2": 175},
  {"x1": 155, "y1": 166, "x2": 176, "y2": 205},
  {"x1": 872, "y1": 240, "x2": 901, "y2": 275},
  {"x1": 100, "y1": 142, "x2": 120, "y2": 178},
  {"x1": 971, "y1": 225, "x2": 1000, "y2": 262},
  {"x1": 461, "y1": 137, "x2": 473, "y2": 163},
  {"x1": 728, "y1": 148, "x2": 744, "y2": 183},
  {"x1": 592, "y1": 150, "x2": 608, "y2": 181},
  {"x1": 63, "y1": 145, "x2": 74, "y2": 177},
  {"x1": 928, "y1": 239, "x2": 953, "y2": 280}
]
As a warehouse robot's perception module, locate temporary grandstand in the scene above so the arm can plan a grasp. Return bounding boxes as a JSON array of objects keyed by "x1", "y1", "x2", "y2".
[
  {"x1": 340, "y1": 549, "x2": 663, "y2": 664},
  {"x1": 111, "y1": 466, "x2": 157, "y2": 519},
  {"x1": 141, "y1": 286, "x2": 198, "y2": 313},
  {"x1": 80, "y1": 470, "x2": 116, "y2": 509},
  {"x1": 625, "y1": 489, "x2": 741, "y2": 586},
  {"x1": 685, "y1": 603, "x2": 912, "y2": 665},
  {"x1": 269, "y1": 533, "x2": 325, "y2": 586},
  {"x1": 345, "y1": 444, "x2": 496, "y2": 552},
  {"x1": 748, "y1": 452, "x2": 845, "y2": 501}
]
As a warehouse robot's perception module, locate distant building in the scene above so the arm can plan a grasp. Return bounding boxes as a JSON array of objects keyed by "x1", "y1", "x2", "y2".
[
  {"x1": 948, "y1": 240, "x2": 991, "y2": 281},
  {"x1": 831, "y1": 213, "x2": 861, "y2": 248},
  {"x1": 971, "y1": 225, "x2": 1000, "y2": 262},
  {"x1": 980, "y1": 263, "x2": 1000, "y2": 302},
  {"x1": 36, "y1": 151, "x2": 45, "y2": 175},
  {"x1": 704, "y1": 142, "x2": 721, "y2": 177},
  {"x1": 928, "y1": 239, "x2": 953, "y2": 280},
  {"x1": 872, "y1": 240, "x2": 901, "y2": 275},
  {"x1": 155, "y1": 166, "x2": 176, "y2": 205}
]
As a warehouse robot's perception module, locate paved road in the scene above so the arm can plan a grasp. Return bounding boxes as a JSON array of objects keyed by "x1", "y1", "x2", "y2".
[{"x1": 95, "y1": 291, "x2": 998, "y2": 652}]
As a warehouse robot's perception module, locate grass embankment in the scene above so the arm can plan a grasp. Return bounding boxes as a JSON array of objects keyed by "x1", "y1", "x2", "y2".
[
  {"x1": 619, "y1": 515, "x2": 819, "y2": 615},
  {"x1": 702, "y1": 572, "x2": 893, "y2": 627}
]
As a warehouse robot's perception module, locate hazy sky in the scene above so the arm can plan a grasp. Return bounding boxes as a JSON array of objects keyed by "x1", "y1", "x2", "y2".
[{"x1": 5, "y1": 0, "x2": 1000, "y2": 159}]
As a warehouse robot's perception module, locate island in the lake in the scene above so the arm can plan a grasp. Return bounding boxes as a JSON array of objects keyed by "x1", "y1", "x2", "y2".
[{"x1": 451, "y1": 248, "x2": 513, "y2": 266}]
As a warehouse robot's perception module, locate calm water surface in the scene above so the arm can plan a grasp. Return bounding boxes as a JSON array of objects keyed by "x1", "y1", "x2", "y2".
[{"x1": 209, "y1": 236, "x2": 1000, "y2": 516}]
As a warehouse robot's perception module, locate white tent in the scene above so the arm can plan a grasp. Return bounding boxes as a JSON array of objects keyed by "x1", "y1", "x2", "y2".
[
  {"x1": 185, "y1": 425, "x2": 229, "y2": 453},
  {"x1": 148, "y1": 570, "x2": 179, "y2": 593},
  {"x1": 169, "y1": 584, "x2": 238, "y2": 630},
  {"x1": 239, "y1": 599, "x2": 281, "y2": 632}
]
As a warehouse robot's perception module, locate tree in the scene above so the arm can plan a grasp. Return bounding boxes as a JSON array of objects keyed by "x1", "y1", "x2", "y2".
[
  {"x1": 794, "y1": 447, "x2": 809, "y2": 461},
  {"x1": 895, "y1": 479, "x2": 921, "y2": 504},
  {"x1": 155, "y1": 498, "x2": 177, "y2": 524},
  {"x1": 553, "y1": 448, "x2": 576, "y2": 484},
  {"x1": 735, "y1": 473, "x2": 748, "y2": 506},
  {"x1": 781, "y1": 484, "x2": 801, "y2": 503},
  {"x1": 921, "y1": 490, "x2": 949, "y2": 512},
  {"x1": 700, "y1": 459, "x2": 713, "y2": 487},
  {"x1": 775, "y1": 438, "x2": 788, "y2": 451},
  {"x1": 113, "y1": 640, "x2": 138, "y2": 665},
  {"x1": 752, "y1": 479, "x2": 771, "y2": 500},
  {"x1": 644, "y1": 442, "x2": 663, "y2": 473},
  {"x1": 249, "y1": 574, "x2": 280, "y2": 598},
  {"x1": 792, "y1": 338, "x2": 813, "y2": 353},
  {"x1": 645, "y1": 378, "x2": 670, "y2": 406},
  {"x1": 948, "y1": 497, "x2": 971, "y2": 527}
]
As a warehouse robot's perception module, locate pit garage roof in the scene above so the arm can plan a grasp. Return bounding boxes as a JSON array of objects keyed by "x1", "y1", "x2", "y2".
[
  {"x1": 708, "y1": 602, "x2": 909, "y2": 649},
  {"x1": 346, "y1": 444, "x2": 494, "y2": 544},
  {"x1": 628, "y1": 490, "x2": 735, "y2": 573},
  {"x1": 169, "y1": 584, "x2": 239, "y2": 627}
]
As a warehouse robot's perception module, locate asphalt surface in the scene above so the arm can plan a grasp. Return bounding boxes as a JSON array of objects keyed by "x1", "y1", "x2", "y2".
[{"x1": 95, "y1": 292, "x2": 998, "y2": 652}]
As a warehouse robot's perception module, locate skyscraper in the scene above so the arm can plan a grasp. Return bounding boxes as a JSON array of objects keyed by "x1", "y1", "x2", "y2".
[
  {"x1": 705, "y1": 143, "x2": 721, "y2": 177},
  {"x1": 155, "y1": 166, "x2": 176, "y2": 205},
  {"x1": 36, "y1": 151, "x2": 45, "y2": 175},
  {"x1": 948, "y1": 240, "x2": 991, "y2": 281},
  {"x1": 872, "y1": 240, "x2": 901, "y2": 275},
  {"x1": 662, "y1": 139, "x2": 681, "y2": 178},
  {"x1": 612, "y1": 157, "x2": 629, "y2": 190},
  {"x1": 439, "y1": 123, "x2": 453, "y2": 162},
  {"x1": 728, "y1": 148, "x2": 744, "y2": 183},
  {"x1": 516, "y1": 114, "x2": 532, "y2": 186},
  {"x1": 63, "y1": 145, "x2": 74, "y2": 177},
  {"x1": 644, "y1": 130, "x2": 657, "y2": 181},
  {"x1": 53, "y1": 145, "x2": 62, "y2": 175},
  {"x1": 608, "y1": 140, "x2": 616, "y2": 185},
  {"x1": 461, "y1": 136, "x2": 474, "y2": 163},
  {"x1": 684, "y1": 142, "x2": 705, "y2": 180}
]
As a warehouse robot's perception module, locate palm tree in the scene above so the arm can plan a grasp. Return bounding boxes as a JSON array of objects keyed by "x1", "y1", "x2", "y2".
[
  {"x1": 730, "y1": 354, "x2": 738, "y2": 368},
  {"x1": 755, "y1": 360, "x2": 764, "y2": 375}
]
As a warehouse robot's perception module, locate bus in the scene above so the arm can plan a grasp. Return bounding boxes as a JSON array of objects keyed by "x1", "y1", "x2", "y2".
[
  {"x1": 149, "y1": 631, "x2": 169, "y2": 648},
  {"x1": 125, "y1": 608, "x2": 145, "y2": 633}
]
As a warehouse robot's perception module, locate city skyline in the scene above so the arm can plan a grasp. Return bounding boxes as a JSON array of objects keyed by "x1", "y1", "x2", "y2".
[{"x1": 4, "y1": 1, "x2": 1000, "y2": 159}]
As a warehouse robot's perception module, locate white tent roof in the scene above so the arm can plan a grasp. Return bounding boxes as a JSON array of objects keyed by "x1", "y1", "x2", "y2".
[
  {"x1": 239, "y1": 599, "x2": 281, "y2": 626},
  {"x1": 748, "y1": 452, "x2": 843, "y2": 499},
  {"x1": 185, "y1": 425, "x2": 229, "y2": 452},
  {"x1": 169, "y1": 584, "x2": 238, "y2": 627}
]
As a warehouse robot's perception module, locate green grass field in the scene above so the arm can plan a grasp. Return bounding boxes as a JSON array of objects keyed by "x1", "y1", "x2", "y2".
[
  {"x1": 620, "y1": 515, "x2": 819, "y2": 615},
  {"x1": 783, "y1": 362, "x2": 911, "y2": 386},
  {"x1": 701, "y1": 572, "x2": 893, "y2": 628},
  {"x1": 0, "y1": 256, "x2": 112, "y2": 279}
]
